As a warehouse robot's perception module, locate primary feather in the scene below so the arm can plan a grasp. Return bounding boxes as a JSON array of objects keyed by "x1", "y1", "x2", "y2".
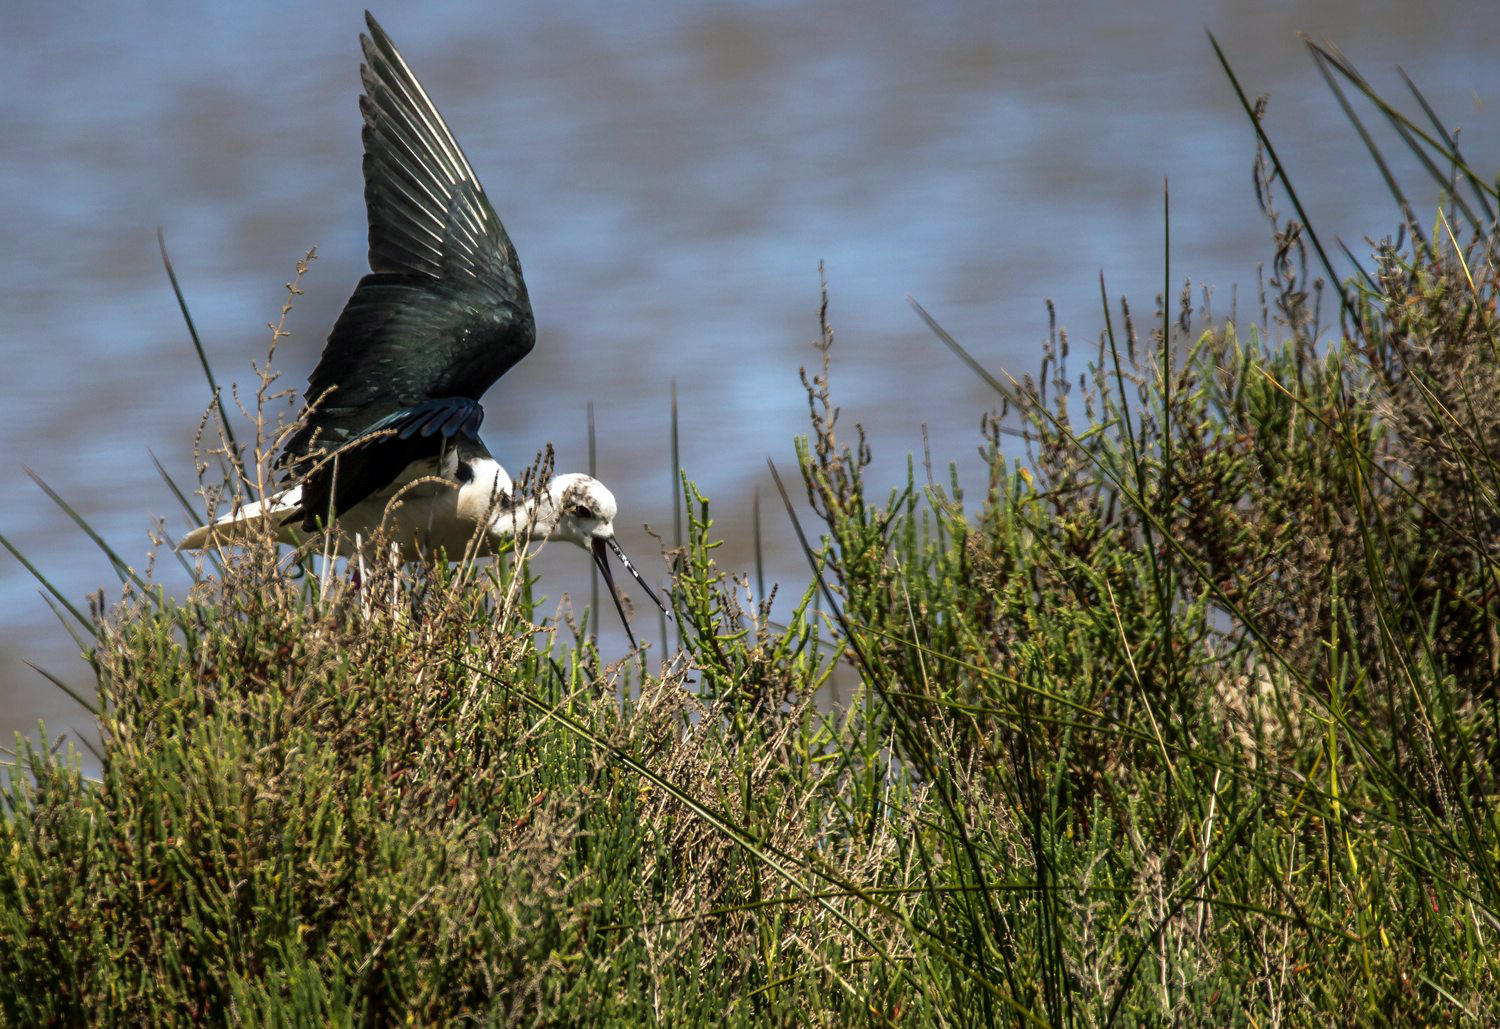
[{"x1": 280, "y1": 12, "x2": 534, "y2": 472}]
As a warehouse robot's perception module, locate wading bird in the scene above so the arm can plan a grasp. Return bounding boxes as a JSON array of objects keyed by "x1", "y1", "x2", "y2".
[{"x1": 180, "y1": 12, "x2": 667, "y2": 645}]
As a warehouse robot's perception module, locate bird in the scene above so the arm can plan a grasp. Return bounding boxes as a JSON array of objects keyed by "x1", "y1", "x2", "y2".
[{"x1": 179, "y1": 11, "x2": 667, "y2": 645}]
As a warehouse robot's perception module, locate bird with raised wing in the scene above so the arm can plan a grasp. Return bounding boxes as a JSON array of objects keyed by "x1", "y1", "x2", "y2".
[{"x1": 180, "y1": 12, "x2": 667, "y2": 644}]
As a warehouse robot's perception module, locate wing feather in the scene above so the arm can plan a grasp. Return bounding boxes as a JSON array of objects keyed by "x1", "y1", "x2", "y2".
[{"x1": 282, "y1": 13, "x2": 534, "y2": 465}]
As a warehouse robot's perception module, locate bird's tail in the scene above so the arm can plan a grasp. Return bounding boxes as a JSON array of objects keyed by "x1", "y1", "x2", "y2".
[{"x1": 177, "y1": 487, "x2": 305, "y2": 551}]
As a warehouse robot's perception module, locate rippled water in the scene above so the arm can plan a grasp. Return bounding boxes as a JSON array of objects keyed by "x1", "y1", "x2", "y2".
[{"x1": 3, "y1": 0, "x2": 1496, "y2": 757}]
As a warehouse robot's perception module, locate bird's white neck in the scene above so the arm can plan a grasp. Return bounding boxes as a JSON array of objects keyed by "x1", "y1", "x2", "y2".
[{"x1": 456, "y1": 458, "x2": 570, "y2": 548}]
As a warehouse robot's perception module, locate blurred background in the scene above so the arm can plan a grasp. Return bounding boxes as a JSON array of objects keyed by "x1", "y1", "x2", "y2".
[{"x1": 3, "y1": 0, "x2": 1497, "y2": 760}]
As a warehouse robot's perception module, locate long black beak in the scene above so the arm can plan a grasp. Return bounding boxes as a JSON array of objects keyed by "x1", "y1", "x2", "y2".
[{"x1": 592, "y1": 536, "x2": 672, "y2": 650}]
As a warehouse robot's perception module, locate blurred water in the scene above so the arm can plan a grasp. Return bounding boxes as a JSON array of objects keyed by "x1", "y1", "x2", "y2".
[{"x1": 2, "y1": 0, "x2": 1497, "y2": 760}]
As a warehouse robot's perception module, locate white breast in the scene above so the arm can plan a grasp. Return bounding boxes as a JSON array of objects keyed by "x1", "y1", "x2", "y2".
[{"x1": 324, "y1": 455, "x2": 516, "y2": 558}]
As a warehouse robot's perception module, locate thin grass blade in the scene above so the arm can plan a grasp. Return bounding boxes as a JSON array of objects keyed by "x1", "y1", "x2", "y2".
[
  {"x1": 24, "y1": 467, "x2": 148, "y2": 595},
  {"x1": 0, "y1": 531, "x2": 96, "y2": 638},
  {"x1": 26, "y1": 661, "x2": 98, "y2": 718},
  {"x1": 158, "y1": 229, "x2": 245, "y2": 478}
]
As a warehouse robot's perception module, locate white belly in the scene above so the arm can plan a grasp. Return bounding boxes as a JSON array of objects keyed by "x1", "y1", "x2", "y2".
[
  {"x1": 304, "y1": 457, "x2": 515, "y2": 560},
  {"x1": 182, "y1": 457, "x2": 516, "y2": 561}
]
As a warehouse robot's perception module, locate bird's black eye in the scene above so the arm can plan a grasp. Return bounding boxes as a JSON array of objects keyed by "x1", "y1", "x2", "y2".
[
  {"x1": 456, "y1": 462, "x2": 474, "y2": 483},
  {"x1": 572, "y1": 504, "x2": 593, "y2": 520}
]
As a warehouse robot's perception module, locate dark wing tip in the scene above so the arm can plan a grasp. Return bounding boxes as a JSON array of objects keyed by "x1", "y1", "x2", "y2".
[
  {"x1": 353, "y1": 10, "x2": 526, "y2": 294},
  {"x1": 360, "y1": 11, "x2": 399, "y2": 75},
  {"x1": 303, "y1": 13, "x2": 537, "y2": 418},
  {"x1": 363, "y1": 11, "x2": 387, "y2": 46}
]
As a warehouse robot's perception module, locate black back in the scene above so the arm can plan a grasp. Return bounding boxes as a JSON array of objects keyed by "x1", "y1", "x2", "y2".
[{"x1": 281, "y1": 12, "x2": 535, "y2": 467}]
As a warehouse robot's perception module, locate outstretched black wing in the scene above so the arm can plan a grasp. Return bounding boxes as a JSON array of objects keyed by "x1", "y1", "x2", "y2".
[{"x1": 282, "y1": 12, "x2": 534, "y2": 464}]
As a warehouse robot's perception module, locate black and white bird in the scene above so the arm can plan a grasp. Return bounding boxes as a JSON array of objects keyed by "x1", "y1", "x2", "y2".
[{"x1": 180, "y1": 12, "x2": 667, "y2": 642}]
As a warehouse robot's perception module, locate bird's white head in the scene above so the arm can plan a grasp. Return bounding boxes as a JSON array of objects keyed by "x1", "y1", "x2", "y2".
[
  {"x1": 517, "y1": 471, "x2": 669, "y2": 647},
  {"x1": 540, "y1": 472, "x2": 620, "y2": 549}
]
